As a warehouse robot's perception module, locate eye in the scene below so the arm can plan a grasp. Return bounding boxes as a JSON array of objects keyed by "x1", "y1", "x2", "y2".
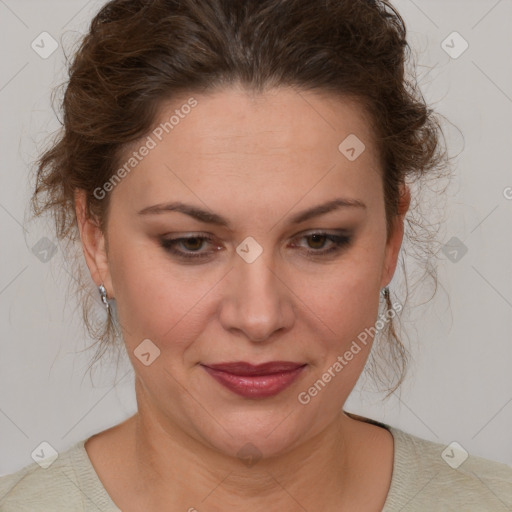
[
  {"x1": 160, "y1": 234, "x2": 219, "y2": 260},
  {"x1": 290, "y1": 231, "x2": 352, "y2": 257},
  {"x1": 159, "y1": 230, "x2": 352, "y2": 262}
]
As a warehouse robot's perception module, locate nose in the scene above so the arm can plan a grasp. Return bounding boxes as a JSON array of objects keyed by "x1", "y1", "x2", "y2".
[{"x1": 219, "y1": 250, "x2": 294, "y2": 343}]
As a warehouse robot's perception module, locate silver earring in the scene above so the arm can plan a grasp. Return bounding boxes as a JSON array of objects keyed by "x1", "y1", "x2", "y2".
[
  {"x1": 380, "y1": 286, "x2": 389, "y2": 299},
  {"x1": 98, "y1": 283, "x2": 109, "y2": 310}
]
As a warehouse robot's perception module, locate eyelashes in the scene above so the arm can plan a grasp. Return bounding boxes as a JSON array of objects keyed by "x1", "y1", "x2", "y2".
[
  {"x1": 159, "y1": 231, "x2": 353, "y2": 262},
  {"x1": 160, "y1": 235, "x2": 217, "y2": 260}
]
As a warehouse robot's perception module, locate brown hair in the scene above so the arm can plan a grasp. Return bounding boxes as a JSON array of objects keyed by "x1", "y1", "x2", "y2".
[{"x1": 31, "y1": 0, "x2": 451, "y2": 394}]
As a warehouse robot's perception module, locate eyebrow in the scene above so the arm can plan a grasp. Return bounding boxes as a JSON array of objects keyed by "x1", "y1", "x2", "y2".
[{"x1": 137, "y1": 197, "x2": 366, "y2": 227}]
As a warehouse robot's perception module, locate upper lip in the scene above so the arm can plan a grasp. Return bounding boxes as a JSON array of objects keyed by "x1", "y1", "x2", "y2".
[{"x1": 202, "y1": 361, "x2": 306, "y2": 376}]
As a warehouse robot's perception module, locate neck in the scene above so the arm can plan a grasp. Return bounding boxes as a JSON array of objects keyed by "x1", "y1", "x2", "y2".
[{"x1": 128, "y1": 403, "x2": 363, "y2": 511}]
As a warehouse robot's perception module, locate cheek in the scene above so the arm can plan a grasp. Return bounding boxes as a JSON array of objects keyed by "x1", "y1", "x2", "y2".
[
  {"x1": 108, "y1": 234, "x2": 217, "y2": 356},
  {"x1": 107, "y1": 232, "x2": 169, "y2": 339},
  {"x1": 320, "y1": 275, "x2": 380, "y2": 368},
  {"x1": 294, "y1": 252, "x2": 384, "y2": 397},
  {"x1": 293, "y1": 272, "x2": 382, "y2": 410},
  {"x1": 298, "y1": 252, "x2": 382, "y2": 336}
]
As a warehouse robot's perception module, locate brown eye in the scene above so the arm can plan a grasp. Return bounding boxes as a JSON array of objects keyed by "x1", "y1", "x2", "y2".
[
  {"x1": 291, "y1": 231, "x2": 352, "y2": 257},
  {"x1": 160, "y1": 231, "x2": 352, "y2": 263},
  {"x1": 179, "y1": 237, "x2": 205, "y2": 251},
  {"x1": 160, "y1": 235, "x2": 218, "y2": 260},
  {"x1": 306, "y1": 233, "x2": 329, "y2": 250}
]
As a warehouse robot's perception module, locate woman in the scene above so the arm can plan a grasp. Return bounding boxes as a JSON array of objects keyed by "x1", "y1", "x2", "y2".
[{"x1": 1, "y1": 0, "x2": 511, "y2": 510}]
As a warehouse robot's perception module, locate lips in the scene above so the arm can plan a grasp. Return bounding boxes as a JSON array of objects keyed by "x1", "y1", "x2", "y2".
[
  {"x1": 201, "y1": 361, "x2": 307, "y2": 399},
  {"x1": 204, "y1": 361, "x2": 305, "y2": 375}
]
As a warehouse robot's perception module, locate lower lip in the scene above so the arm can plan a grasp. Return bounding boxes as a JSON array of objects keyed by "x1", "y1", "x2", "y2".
[{"x1": 202, "y1": 365, "x2": 306, "y2": 399}]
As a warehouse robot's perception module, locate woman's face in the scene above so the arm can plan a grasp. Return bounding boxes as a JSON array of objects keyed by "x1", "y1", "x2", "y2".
[{"x1": 79, "y1": 86, "x2": 405, "y2": 458}]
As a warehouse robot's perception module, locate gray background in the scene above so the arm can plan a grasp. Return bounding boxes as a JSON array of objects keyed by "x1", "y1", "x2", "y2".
[{"x1": 1, "y1": 0, "x2": 511, "y2": 474}]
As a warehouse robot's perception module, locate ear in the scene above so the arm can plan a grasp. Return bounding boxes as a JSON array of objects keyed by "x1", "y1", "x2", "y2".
[
  {"x1": 380, "y1": 183, "x2": 411, "y2": 289},
  {"x1": 74, "y1": 189, "x2": 114, "y2": 297}
]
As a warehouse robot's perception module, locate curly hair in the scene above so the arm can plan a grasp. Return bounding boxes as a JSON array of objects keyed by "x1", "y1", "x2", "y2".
[{"x1": 30, "y1": 0, "x2": 451, "y2": 395}]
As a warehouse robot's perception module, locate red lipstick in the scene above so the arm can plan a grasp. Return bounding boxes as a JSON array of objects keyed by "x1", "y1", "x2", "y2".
[{"x1": 202, "y1": 361, "x2": 306, "y2": 399}]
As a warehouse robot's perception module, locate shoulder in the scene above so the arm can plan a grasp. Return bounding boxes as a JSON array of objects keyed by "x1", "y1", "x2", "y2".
[
  {"x1": 0, "y1": 439, "x2": 119, "y2": 512},
  {"x1": 383, "y1": 425, "x2": 512, "y2": 511}
]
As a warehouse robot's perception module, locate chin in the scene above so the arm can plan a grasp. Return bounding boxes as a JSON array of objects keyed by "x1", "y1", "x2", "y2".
[{"x1": 193, "y1": 406, "x2": 325, "y2": 463}]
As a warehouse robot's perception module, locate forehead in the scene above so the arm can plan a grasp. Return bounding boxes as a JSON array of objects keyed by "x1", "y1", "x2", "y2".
[
  {"x1": 113, "y1": 86, "x2": 382, "y2": 209},
  {"x1": 152, "y1": 86, "x2": 376, "y2": 157}
]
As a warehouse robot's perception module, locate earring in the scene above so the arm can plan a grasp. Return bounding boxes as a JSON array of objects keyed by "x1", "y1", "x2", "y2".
[
  {"x1": 380, "y1": 286, "x2": 389, "y2": 299},
  {"x1": 98, "y1": 283, "x2": 109, "y2": 310}
]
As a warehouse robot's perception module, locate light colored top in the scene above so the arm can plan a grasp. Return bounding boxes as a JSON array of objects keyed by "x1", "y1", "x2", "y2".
[{"x1": 1, "y1": 418, "x2": 511, "y2": 511}]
